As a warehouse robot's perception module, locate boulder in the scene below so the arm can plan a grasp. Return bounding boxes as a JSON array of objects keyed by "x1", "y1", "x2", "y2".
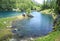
[
  {"x1": 22, "y1": 13, "x2": 34, "y2": 18},
  {"x1": 22, "y1": 14, "x2": 25, "y2": 17}
]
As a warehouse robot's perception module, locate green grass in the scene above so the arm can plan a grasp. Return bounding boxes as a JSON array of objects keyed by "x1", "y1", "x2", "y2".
[
  {"x1": 0, "y1": 29, "x2": 12, "y2": 41},
  {"x1": 35, "y1": 31, "x2": 60, "y2": 41},
  {"x1": 0, "y1": 17, "x2": 16, "y2": 29},
  {"x1": 0, "y1": 17, "x2": 16, "y2": 41}
]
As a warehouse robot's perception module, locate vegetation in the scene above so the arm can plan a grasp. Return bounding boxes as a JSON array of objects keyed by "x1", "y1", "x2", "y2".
[
  {"x1": 0, "y1": 17, "x2": 16, "y2": 29},
  {"x1": 54, "y1": 0, "x2": 60, "y2": 31},
  {"x1": 0, "y1": 17, "x2": 16, "y2": 41},
  {"x1": 0, "y1": 0, "x2": 40, "y2": 12},
  {"x1": 0, "y1": 29, "x2": 12, "y2": 41},
  {"x1": 41, "y1": 0, "x2": 56, "y2": 10},
  {"x1": 35, "y1": 31, "x2": 60, "y2": 41}
]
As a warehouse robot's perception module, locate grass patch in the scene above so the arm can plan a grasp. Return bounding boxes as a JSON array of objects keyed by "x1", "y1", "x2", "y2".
[
  {"x1": 0, "y1": 17, "x2": 16, "y2": 29},
  {"x1": 0, "y1": 29, "x2": 12, "y2": 41},
  {"x1": 0, "y1": 17, "x2": 16, "y2": 41},
  {"x1": 35, "y1": 31, "x2": 60, "y2": 41}
]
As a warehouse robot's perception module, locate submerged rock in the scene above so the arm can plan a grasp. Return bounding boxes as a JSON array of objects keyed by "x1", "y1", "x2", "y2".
[
  {"x1": 22, "y1": 14, "x2": 34, "y2": 18},
  {"x1": 27, "y1": 14, "x2": 34, "y2": 18}
]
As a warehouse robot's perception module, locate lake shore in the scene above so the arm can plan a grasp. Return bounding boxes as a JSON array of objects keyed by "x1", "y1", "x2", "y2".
[
  {"x1": 0, "y1": 14, "x2": 31, "y2": 41},
  {"x1": 40, "y1": 9, "x2": 57, "y2": 19}
]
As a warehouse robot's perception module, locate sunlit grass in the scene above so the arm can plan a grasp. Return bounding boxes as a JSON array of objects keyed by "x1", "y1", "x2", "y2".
[
  {"x1": 0, "y1": 29, "x2": 12, "y2": 40},
  {"x1": 35, "y1": 31, "x2": 60, "y2": 41},
  {"x1": 0, "y1": 17, "x2": 16, "y2": 29},
  {"x1": 0, "y1": 17, "x2": 16, "y2": 41}
]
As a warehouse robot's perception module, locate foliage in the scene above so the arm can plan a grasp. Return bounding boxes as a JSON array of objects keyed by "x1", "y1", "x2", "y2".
[
  {"x1": 0, "y1": 0, "x2": 40, "y2": 12},
  {"x1": 55, "y1": 0, "x2": 60, "y2": 14},
  {"x1": 41, "y1": 0, "x2": 57, "y2": 10},
  {"x1": 26, "y1": 8, "x2": 31, "y2": 14}
]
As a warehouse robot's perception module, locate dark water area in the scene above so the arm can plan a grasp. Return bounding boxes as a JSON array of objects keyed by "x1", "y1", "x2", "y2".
[{"x1": 11, "y1": 11, "x2": 54, "y2": 38}]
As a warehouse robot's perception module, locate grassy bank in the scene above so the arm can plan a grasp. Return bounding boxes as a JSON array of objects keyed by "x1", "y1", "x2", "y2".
[
  {"x1": 35, "y1": 31, "x2": 60, "y2": 41},
  {"x1": 0, "y1": 17, "x2": 17, "y2": 41},
  {"x1": 0, "y1": 15, "x2": 27, "y2": 41},
  {"x1": 0, "y1": 17, "x2": 16, "y2": 29}
]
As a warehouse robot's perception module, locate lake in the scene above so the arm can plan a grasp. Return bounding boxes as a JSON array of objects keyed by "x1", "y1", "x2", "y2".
[{"x1": 10, "y1": 11, "x2": 54, "y2": 38}]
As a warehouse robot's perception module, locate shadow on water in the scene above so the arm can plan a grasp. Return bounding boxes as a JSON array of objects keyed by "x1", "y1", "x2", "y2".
[{"x1": 11, "y1": 11, "x2": 53, "y2": 41}]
